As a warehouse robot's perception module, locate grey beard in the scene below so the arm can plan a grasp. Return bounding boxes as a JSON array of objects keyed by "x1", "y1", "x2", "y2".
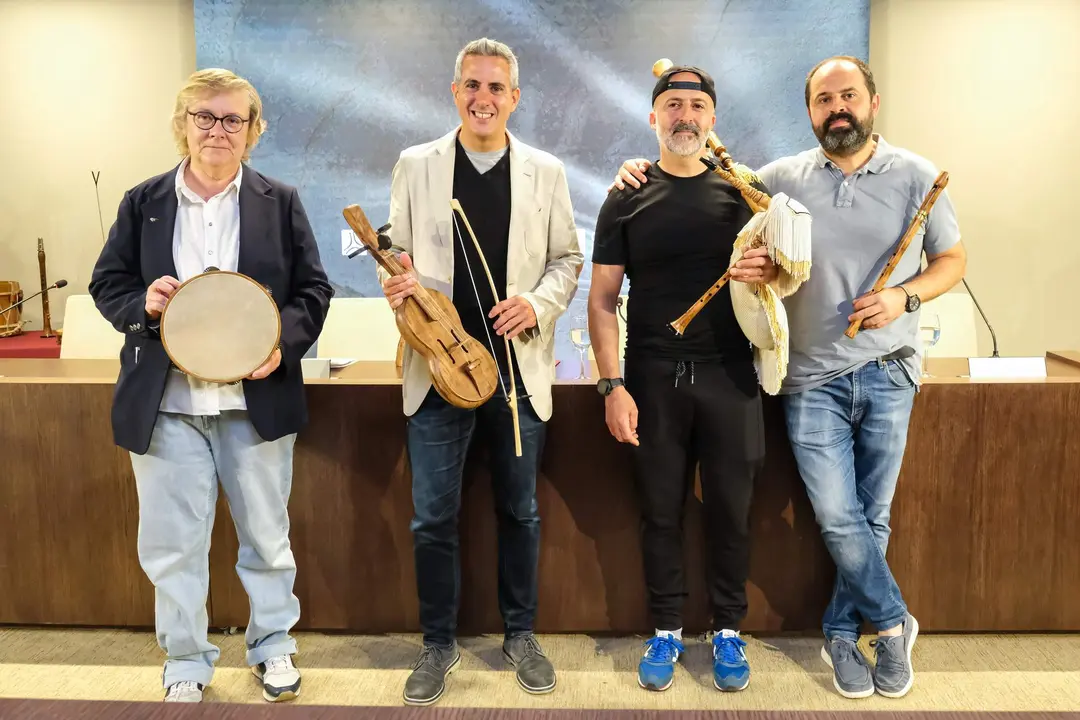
[{"x1": 660, "y1": 128, "x2": 706, "y2": 157}]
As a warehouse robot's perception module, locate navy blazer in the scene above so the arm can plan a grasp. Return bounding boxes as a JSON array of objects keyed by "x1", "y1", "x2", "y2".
[{"x1": 89, "y1": 163, "x2": 334, "y2": 455}]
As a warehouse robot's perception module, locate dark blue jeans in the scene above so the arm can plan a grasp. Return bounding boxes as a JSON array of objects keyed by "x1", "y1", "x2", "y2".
[{"x1": 406, "y1": 383, "x2": 546, "y2": 647}]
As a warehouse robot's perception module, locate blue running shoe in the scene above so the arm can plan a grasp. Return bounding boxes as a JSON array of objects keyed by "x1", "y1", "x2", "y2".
[
  {"x1": 712, "y1": 630, "x2": 750, "y2": 691},
  {"x1": 638, "y1": 634, "x2": 684, "y2": 691}
]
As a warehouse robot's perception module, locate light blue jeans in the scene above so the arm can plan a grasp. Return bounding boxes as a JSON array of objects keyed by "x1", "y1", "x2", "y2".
[
  {"x1": 129, "y1": 411, "x2": 300, "y2": 688},
  {"x1": 782, "y1": 359, "x2": 916, "y2": 641}
]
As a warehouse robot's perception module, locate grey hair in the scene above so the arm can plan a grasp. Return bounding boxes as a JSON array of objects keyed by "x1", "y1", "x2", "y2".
[{"x1": 453, "y1": 37, "x2": 520, "y2": 90}]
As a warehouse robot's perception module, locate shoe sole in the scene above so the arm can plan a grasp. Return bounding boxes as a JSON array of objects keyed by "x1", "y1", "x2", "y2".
[
  {"x1": 638, "y1": 675, "x2": 674, "y2": 692},
  {"x1": 502, "y1": 649, "x2": 556, "y2": 694},
  {"x1": 875, "y1": 615, "x2": 919, "y2": 699},
  {"x1": 819, "y1": 645, "x2": 874, "y2": 699},
  {"x1": 402, "y1": 653, "x2": 461, "y2": 706},
  {"x1": 263, "y1": 687, "x2": 299, "y2": 703},
  {"x1": 250, "y1": 665, "x2": 301, "y2": 703},
  {"x1": 713, "y1": 675, "x2": 750, "y2": 692}
]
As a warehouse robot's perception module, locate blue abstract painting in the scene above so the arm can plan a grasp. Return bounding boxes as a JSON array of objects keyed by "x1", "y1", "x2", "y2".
[{"x1": 195, "y1": 0, "x2": 869, "y2": 366}]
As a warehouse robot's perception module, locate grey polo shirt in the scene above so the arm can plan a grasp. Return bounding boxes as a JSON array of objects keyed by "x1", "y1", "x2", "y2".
[{"x1": 756, "y1": 134, "x2": 961, "y2": 394}]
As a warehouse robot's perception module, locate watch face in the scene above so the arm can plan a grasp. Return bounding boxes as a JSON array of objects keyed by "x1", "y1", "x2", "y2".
[
  {"x1": 908, "y1": 295, "x2": 921, "y2": 312},
  {"x1": 596, "y1": 379, "x2": 610, "y2": 395}
]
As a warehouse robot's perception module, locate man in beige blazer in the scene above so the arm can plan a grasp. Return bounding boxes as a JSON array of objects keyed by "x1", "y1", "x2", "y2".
[{"x1": 379, "y1": 37, "x2": 582, "y2": 707}]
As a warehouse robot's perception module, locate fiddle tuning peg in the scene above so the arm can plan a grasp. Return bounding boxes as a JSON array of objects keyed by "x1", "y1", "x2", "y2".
[
  {"x1": 376, "y1": 222, "x2": 392, "y2": 234},
  {"x1": 377, "y1": 233, "x2": 392, "y2": 251}
]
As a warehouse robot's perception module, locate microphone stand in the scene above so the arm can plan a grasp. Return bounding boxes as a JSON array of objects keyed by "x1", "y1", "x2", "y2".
[{"x1": 961, "y1": 278, "x2": 999, "y2": 357}]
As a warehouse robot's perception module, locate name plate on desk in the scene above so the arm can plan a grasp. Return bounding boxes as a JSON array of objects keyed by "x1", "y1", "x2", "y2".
[
  {"x1": 301, "y1": 358, "x2": 330, "y2": 379},
  {"x1": 968, "y1": 356, "x2": 1047, "y2": 379}
]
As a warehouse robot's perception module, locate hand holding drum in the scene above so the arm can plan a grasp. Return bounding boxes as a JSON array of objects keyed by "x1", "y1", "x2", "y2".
[
  {"x1": 145, "y1": 276, "x2": 180, "y2": 319},
  {"x1": 158, "y1": 270, "x2": 282, "y2": 383}
]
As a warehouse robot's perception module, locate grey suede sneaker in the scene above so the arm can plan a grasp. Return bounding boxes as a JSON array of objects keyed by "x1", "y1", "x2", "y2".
[
  {"x1": 403, "y1": 643, "x2": 460, "y2": 706},
  {"x1": 873, "y1": 613, "x2": 919, "y2": 698},
  {"x1": 503, "y1": 634, "x2": 556, "y2": 694},
  {"x1": 820, "y1": 637, "x2": 875, "y2": 699}
]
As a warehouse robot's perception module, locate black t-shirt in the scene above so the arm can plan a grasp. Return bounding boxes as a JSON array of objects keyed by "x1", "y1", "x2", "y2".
[{"x1": 592, "y1": 162, "x2": 766, "y2": 363}]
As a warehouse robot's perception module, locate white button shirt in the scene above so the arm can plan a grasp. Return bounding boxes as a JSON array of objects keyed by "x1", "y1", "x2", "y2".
[{"x1": 158, "y1": 158, "x2": 248, "y2": 415}]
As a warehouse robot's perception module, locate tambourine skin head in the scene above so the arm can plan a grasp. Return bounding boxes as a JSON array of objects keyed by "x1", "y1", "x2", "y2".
[{"x1": 160, "y1": 270, "x2": 281, "y2": 384}]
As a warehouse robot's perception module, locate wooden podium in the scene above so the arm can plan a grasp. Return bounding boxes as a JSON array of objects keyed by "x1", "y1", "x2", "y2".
[{"x1": 0, "y1": 352, "x2": 1078, "y2": 633}]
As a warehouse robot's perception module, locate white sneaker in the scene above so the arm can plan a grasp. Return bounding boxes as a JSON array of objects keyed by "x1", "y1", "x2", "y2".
[
  {"x1": 252, "y1": 654, "x2": 301, "y2": 702},
  {"x1": 163, "y1": 680, "x2": 203, "y2": 703}
]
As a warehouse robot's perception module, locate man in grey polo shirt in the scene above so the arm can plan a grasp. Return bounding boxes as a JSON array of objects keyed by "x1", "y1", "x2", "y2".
[
  {"x1": 757, "y1": 55, "x2": 965, "y2": 701},
  {"x1": 608, "y1": 55, "x2": 966, "y2": 700}
]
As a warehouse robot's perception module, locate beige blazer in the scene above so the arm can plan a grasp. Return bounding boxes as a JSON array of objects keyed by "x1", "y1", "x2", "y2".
[{"x1": 379, "y1": 128, "x2": 583, "y2": 421}]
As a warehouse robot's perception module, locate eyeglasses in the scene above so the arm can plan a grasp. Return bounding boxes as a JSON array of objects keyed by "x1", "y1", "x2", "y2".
[{"x1": 188, "y1": 110, "x2": 249, "y2": 134}]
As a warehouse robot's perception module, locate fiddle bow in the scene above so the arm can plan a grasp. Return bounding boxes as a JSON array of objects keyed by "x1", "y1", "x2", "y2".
[{"x1": 450, "y1": 199, "x2": 523, "y2": 458}]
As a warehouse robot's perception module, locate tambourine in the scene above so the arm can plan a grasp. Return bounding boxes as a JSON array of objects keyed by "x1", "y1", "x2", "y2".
[{"x1": 160, "y1": 270, "x2": 281, "y2": 383}]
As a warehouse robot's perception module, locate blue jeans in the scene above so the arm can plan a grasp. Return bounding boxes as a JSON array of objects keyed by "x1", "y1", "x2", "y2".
[
  {"x1": 128, "y1": 411, "x2": 300, "y2": 688},
  {"x1": 782, "y1": 359, "x2": 916, "y2": 641},
  {"x1": 406, "y1": 383, "x2": 546, "y2": 647}
]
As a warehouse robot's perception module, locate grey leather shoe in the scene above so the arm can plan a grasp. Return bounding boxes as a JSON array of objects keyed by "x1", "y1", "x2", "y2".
[
  {"x1": 503, "y1": 634, "x2": 556, "y2": 694},
  {"x1": 403, "y1": 643, "x2": 460, "y2": 706}
]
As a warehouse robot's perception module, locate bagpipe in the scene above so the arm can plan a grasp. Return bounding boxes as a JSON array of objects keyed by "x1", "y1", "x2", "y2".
[{"x1": 653, "y1": 58, "x2": 813, "y2": 395}]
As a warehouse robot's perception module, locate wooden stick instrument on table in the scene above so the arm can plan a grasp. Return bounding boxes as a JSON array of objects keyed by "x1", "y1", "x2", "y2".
[
  {"x1": 37, "y1": 238, "x2": 56, "y2": 338},
  {"x1": 342, "y1": 204, "x2": 499, "y2": 411},
  {"x1": 449, "y1": 199, "x2": 522, "y2": 458},
  {"x1": 844, "y1": 171, "x2": 949, "y2": 339}
]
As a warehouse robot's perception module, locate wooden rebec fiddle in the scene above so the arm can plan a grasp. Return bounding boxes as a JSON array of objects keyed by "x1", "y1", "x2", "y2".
[{"x1": 342, "y1": 204, "x2": 499, "y2": 409}]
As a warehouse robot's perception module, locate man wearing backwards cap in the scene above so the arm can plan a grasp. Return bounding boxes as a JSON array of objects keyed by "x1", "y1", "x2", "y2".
[{"x1": 588, "y1": 65, "x2": 777, "y2": 694}]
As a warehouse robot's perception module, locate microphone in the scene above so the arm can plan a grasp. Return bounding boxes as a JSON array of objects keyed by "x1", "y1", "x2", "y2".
[
  {"x1": 0, "y1": 279, "x2": 68, "y2": 316},
  {"x1": 961, "y1": 277, "x2": 999, "y2": 358}
]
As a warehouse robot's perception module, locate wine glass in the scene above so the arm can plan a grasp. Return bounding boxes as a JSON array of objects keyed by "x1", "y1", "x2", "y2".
[
  {"x1": 569, "y1": 314, "x2": 591, "y2": 380},
  {"x1": 920, "y1": 312, "x2": 941, "y2": 376}
]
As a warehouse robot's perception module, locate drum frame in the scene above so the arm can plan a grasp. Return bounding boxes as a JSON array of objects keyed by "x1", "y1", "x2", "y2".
[
  {"x1": 0, "y1": 280, "x2": 24, "y2": 338},
  {"x1": 160, "y1": 270, "x2": 281, "y2": 384}
]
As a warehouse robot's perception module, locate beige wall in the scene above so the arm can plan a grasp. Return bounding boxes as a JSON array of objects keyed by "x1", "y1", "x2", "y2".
[
  {"x1": 0, "y1": 0, "x2": 195, "y2": 330},
  {"x1": 870, "y1": 0, "x2": 1080, "y2": 356}
]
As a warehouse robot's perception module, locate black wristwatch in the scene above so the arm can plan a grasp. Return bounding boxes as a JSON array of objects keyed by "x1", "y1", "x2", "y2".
[
  {"x1": 899, "y1": 285, "x2": 921, "y2": 312},
  {"x1": 597, "y1": 377, "x2": 625, "y2": 396}
]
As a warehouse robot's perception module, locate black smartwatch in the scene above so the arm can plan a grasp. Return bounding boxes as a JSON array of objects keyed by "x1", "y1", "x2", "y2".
[{"x1": 597, "y1": 377, "x2": 625, "y2": 396}]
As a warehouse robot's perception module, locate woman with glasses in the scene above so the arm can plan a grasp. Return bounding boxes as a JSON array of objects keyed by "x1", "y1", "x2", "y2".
[{"x1": 89, "y1": 68, "x2": 333, "y2": 704}]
